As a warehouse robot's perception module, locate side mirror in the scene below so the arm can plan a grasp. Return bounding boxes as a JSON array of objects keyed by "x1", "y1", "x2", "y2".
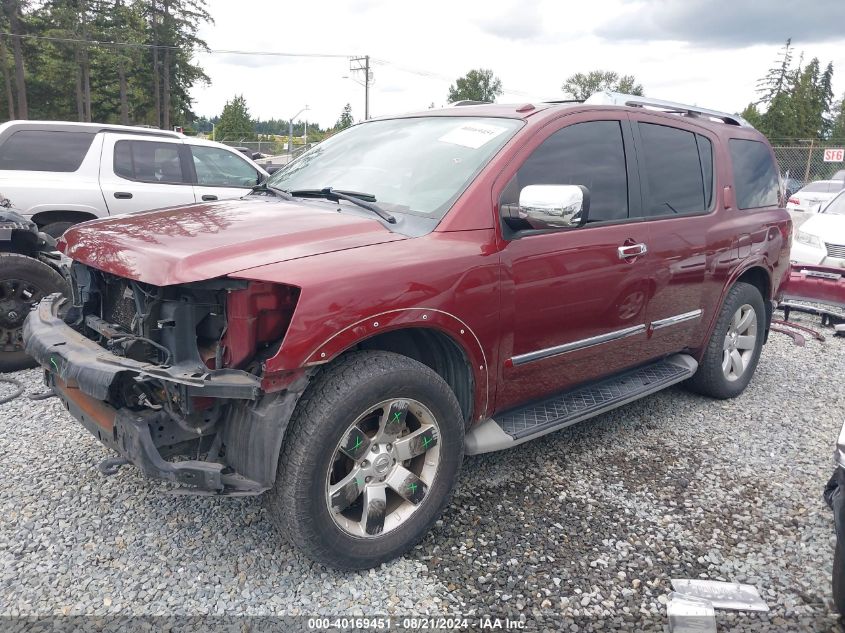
[{"x1": 501, "y1": 184, "x2": 590, "y2": 230}]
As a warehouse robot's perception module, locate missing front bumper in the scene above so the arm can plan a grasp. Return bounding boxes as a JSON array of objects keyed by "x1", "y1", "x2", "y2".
[
  {"x1": 48, "y1": 373, "x2": 266, "y2": 495},
  {"x1": 24, "y1": 294, "x2": 261, "y2": 401}
]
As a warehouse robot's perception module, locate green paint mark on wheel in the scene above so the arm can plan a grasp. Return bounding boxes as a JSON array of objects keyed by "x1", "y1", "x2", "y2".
[
  {"x1": 392, "y1": 411, "x2": 402, "y2": 423},
  {"x1": 408, "y1": 482, "x2": 418, "y2": 494},
  {"x1": 422, "y1": 435, "x2": 432, "y2": 449},
  {"x1": 353, "y1": 435, "x2": 363, "y2": 450},
  {"x1": 49, "y1": 357, "x2": 59, "y2": 373}
]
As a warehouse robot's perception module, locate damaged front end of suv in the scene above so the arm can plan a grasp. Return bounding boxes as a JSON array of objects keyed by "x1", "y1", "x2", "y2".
[{"x1": 24, "y1": 261, "x2": 307, "y2": 495}]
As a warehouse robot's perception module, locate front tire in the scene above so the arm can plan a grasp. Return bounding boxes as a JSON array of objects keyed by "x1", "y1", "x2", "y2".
[
  {"x1": 264, "y1": 350, "x2": 464, "y2": 569},
  {"x1": 0, "y1": 254, "x2": 68, "y2": 373},
  {"x1": 685, "y1": 282, "x2": 765, "y2": 399}
]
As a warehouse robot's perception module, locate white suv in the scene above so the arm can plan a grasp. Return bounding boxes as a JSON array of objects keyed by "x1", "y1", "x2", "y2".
[{"x1": 0, "y1": 121, "x2": 269, "y2": 237}]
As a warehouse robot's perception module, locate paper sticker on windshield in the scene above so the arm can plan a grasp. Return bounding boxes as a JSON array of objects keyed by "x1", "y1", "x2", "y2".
[{"x1": 438, "y1": 122, "x2": 509, "y2": 149}]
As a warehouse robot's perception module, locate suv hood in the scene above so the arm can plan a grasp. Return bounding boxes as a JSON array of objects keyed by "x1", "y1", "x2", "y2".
[{"x1": 60, "y1": 197, "x2": 408, "y2": 286}]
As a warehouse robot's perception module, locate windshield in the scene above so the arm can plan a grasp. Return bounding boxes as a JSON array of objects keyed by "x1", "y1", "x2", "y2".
[
  {"x1": 824, "y1": 191, "x2": 845, "y2": 215},
  {"x1": 268, "y1": 116, "x2": 522, "y2": 218}
]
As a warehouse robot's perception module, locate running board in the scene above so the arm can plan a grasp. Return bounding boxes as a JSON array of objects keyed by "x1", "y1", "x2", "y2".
[{"x1": 465, "y1": 354, "x2": 697, "y2": 455}]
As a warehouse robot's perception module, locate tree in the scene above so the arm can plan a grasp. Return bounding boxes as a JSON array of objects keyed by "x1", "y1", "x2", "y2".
[
  {"x1": 334, "y1": 103, "x2": 353, "y2": 131},
  {"x1": 2, "y1": 0, "x2": 28, "y2": 118},
  {"x1": 830, "y1": 94, "x2": 845, "y2": 140},
  {"x1": 756, "y1": 39, "x2": 793, "y2": 106},
  {"x1": 561, "y1": 70, "x2": 644, "y2": 100},
  {"x1": 447, "y1": 69, "x2": 502, "y2": 103},
  {"x1": 214, "y1": 94, "x2": 253, "y2": 141}
]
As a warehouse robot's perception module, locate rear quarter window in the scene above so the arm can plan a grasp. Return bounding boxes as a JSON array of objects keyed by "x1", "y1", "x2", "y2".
[
  {"x1": 0, "y1": 129, "x2": 95, "y2": 172},
  {"x1": 729, "y1": 139, "x2": 779, "y2": 209}
]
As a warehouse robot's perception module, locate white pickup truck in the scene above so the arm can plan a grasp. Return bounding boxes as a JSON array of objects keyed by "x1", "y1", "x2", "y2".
[{"x1": 0, "y1": 121, "x2": 269, "y2": 237}]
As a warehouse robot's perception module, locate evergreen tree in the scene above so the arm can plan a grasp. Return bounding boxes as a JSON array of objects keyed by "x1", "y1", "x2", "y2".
[
  {"x1": 214, "y1": 94, "x2": 253, "y2": 141},
  {"x1": 334, "y1": 103, "x2": 353, "y2": 130}
]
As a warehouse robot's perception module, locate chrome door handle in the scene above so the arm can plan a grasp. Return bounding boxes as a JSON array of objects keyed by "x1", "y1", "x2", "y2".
[{"x1": 618, "y1": 243, "x2": 647, "y2": 260}]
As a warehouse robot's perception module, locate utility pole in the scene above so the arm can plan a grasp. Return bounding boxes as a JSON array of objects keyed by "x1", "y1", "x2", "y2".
[{"x1": 349, "y1": 55, "x2": 372, "y2": 120}]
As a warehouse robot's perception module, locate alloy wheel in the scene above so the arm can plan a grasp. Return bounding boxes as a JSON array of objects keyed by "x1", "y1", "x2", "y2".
[
  {"x1": 325, "y1": 398, "x2": 441, "y2": 538},
  {"x1": 722, "y1": 303, "x2": 757, "y2": 382}
]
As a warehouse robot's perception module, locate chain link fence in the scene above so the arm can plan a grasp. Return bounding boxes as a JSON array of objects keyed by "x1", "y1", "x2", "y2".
[{"x1": 771, "y1": 139, "x2": 845, "y2": 186}]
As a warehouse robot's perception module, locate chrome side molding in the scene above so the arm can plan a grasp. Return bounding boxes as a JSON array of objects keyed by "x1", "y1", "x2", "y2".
[
  {"x1": 510, "y1": 309, "x2": 703, "y2": 367},
  {"x1": 510, "y1": 324, "x2": 646, "y2": 366},
  {"x1": 650, "y1": 309, "x2": 703, "y2": 331}
]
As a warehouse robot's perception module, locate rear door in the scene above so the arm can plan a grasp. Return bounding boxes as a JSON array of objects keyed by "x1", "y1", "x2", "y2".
[
  {"x1": 187, "y1": 143, "x2": 265, "y2": 203},
  {"x1": 628, "y1": 115, "x2": 721, "y2": 356},
  {"x1": 99, "y1": 133, "x2": 196, "y2": 214}
]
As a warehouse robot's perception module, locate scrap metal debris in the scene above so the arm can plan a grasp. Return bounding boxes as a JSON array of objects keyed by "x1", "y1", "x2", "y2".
[
  {"x1": 772, "y1": 319, "x2": 824, "y2": 342},
  {"x1": 670, "y1": 579, "x2": 769, "y2": 612},
  {"x1": 667, "y1": 592, "x2": 717, "y2": 633},
  {"x1": 770, "y1": 325, "x2": 806, "y2": 347}
]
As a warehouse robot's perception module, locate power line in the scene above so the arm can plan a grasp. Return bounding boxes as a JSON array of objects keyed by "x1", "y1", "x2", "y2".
[
  {"x1": 1, "y1": 31, "x2": 543, "y2": 100},
  {"x1": 0, "y1": 31, "x2": 353, "y2": 58}
]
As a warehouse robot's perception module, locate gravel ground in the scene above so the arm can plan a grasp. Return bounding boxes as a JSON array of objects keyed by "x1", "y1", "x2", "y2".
[{"x1": 0, "y1": 308, "x2": 843, "y2": 631}]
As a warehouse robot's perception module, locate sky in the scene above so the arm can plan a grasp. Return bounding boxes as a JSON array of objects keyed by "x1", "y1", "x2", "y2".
[{"x1": 191, "y1": 0, "x2": 845, "y2": 129}]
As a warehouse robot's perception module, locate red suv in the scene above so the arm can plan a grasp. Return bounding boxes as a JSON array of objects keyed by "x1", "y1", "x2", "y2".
[{"x1": 24, "y1": 93, "x2": 791, "y2": 569}]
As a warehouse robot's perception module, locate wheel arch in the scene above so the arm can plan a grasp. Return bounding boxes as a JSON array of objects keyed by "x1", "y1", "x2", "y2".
[
  {"x1": 701, "y1": 264, "x2": 773, "y2": 355},
  {"x1": 735, "y1": 265, "x2": 773, "y2": 337},
  {"x1": 30, "y1": 210, "x2": 98, "y2": 229},
  {"x1": 357, "y1": 327, "x2": 475, "y2": 426},
  {"x1": 299, "y1": 309, "x2": 490, "y2": 425}
]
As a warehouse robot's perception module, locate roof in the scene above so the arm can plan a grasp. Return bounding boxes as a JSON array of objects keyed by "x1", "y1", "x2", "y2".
[{"x1": 0, "y1": 120, "x2": 183, "y2": 139}]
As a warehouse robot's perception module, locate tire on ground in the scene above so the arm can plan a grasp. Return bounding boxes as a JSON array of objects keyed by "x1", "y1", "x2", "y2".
[
  {"x1": 263, "y1": 350, "x2": 464, "y2": 569},
  {"x1": 0, "y1": 253, "x2": 67, "y2": 373},
  {"x1": 685, "y1": 281, "x2": 765, "y2": 399}
]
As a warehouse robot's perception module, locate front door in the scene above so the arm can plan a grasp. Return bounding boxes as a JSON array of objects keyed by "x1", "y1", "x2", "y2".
[{"x1": 496, "y1": 115, "x2": 655, "y2": 410}]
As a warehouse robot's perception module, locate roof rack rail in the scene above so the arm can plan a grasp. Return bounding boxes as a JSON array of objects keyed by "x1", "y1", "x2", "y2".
[
  {"x1": 584, "y1": 91, "x2": 753, "y2": 128},
  {"x1": 451, "y1": 100, "x2": 491, "y2": 107}
]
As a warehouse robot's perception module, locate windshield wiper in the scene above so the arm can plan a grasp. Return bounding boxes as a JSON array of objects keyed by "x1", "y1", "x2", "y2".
[
  {"x1": 251, "y1": 182, "x2": 293, "y2": 199},
  {"x1": 287, "y1": 187, "x2": 396, "y2": 224}
]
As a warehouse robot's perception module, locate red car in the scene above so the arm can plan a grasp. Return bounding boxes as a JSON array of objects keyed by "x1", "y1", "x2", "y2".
[{"x1": 24, "y1": 93, "x2": 791, "y2": 569}]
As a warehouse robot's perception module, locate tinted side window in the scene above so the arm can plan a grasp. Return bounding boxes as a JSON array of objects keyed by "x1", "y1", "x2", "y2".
[
  {"x1": 0, "y1": 130, "x2": 94, "y2": 172},
  {"x1": 729, "y1": 139, "x2": 779, "y2": 209},
  {"x1": 114, "y1": 140, "x2": 188, "y2": 184},
  {"x1": 638, "y1": 123, "x2": 705, "y2": 216},
  {"x1": 504, "y1": 120, "x2": 628, "y2": 222}
]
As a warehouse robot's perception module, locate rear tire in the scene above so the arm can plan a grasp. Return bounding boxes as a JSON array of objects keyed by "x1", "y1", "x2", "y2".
[
  {"x1": 264, "y1": 350, "x2": 464, "y2": 569},
  {"x1": 835, "y1": 539, "x2": 845, "y2": 616},
  {"x1": 0, "y1": 254, "x2": 67, "y2": 373},
  {"x1": 685, "y1": 282, "x2": 765, "y2": 399}
]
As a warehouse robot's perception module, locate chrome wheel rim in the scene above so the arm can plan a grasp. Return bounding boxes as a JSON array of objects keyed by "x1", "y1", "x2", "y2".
[
  {"x1": 325, "y1": 398, "x2": 441, "y2": 538},
  {"x1": 722, "y1": 304, "x2": 757, "y2": 382}
]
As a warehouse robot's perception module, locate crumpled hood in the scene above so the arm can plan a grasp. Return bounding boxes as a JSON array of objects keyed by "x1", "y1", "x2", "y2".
[{"x1": 60, "y1": 197, "x2": 407, "y2": 286}]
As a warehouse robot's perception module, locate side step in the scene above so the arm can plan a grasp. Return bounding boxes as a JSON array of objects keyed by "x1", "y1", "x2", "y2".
[{"x1": 465, "y1": 354, "x2": 697, "y2": 455}]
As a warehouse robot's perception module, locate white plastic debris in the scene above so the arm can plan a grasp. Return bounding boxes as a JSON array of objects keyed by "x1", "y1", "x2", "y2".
[
  {"x1": 670, "y1": 579, "x2": 769, "y2": 612},
  {"x1": 667, "y1": 592, "x2": 717, "y2": 633}
]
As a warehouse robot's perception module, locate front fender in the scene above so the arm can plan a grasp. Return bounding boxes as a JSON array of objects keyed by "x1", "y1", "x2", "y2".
[{"x1": 268, "y1": 308, "x2": 491, "y2": 421}]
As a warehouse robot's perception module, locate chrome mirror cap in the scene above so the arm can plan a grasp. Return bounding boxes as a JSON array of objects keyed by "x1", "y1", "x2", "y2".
[{"x1": 515, "y1": 184, "x2": 590, "y2": 229}]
